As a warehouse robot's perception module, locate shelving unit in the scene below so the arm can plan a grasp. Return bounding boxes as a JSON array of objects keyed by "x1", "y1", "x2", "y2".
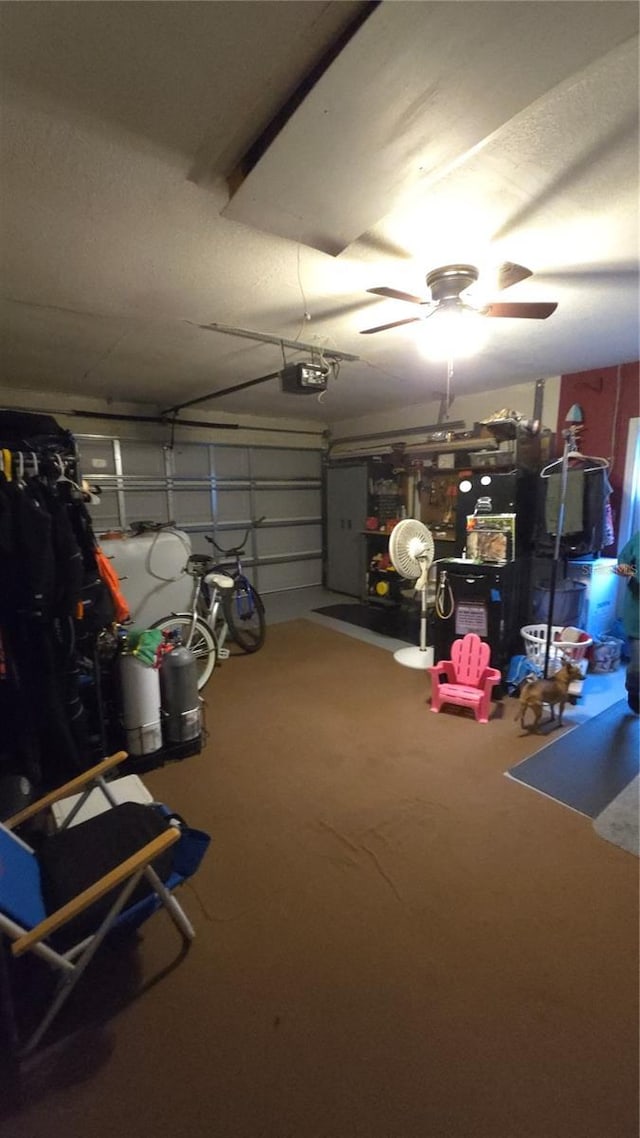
[
  {"x1": 327, "y1": 420, "x2": 544, "y2": 604},
  {"x1": 364, "y1": 530, "x2": 403, "y2": 604},
  {"x1": 420, "y1": 469, "x2": 459, "y2": 556},
  {"x1": 364, "y1": 462, "x2": 407, "y2": 605}
]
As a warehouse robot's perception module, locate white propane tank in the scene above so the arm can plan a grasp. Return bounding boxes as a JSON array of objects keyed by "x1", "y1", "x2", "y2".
[
  {"x1": 160, "y1": 645, "x2": 200, "y2": 743},
  {"x1": 119, "y1": 654, "x2": 162, "y2": 755}
]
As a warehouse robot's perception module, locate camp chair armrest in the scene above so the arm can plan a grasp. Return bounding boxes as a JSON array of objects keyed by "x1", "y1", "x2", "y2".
[
  {"x1": 11, "y1": 825, "x2": 180, "y2": 957},
  {"x1": 4, "y1": 751, "x2": 129, "y2": 830}
]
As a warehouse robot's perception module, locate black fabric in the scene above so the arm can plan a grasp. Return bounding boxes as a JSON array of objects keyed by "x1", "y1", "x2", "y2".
[
  {"x1": 40, "y1": 484, "x2": 84, "y2": 619},
  {"x1": 0, "y1": 476, "x2": 53, "y2": 622},
  {"x1": 37, "y1": 803, "x2": 175, "y2": 948},
  {"x1": 535, "y1": 465, "x2": 610, "y2": 558},
  {"x1": 0, "y1": 625, "x2": 41, "y2": 784},
  {"x1": 68, "y1": 495, "x2": 116, "y2": 637},
  {"x1": 77, "y1": 568, "x2": 115, "y2": 638},
  {"x1": 0, "y1": 410, "x2": 72, "y2": 450},
  {"x1": 2, "y1": 618, "x2": 87, "y2": 788},
  {"x1": 0, "y1": 439, "x2": 111, "y2": 785}
]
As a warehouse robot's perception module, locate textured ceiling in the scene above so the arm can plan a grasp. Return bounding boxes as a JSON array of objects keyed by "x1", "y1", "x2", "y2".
[{"x1": 0, "y1": 1, "x2": 638, "y2": 426}]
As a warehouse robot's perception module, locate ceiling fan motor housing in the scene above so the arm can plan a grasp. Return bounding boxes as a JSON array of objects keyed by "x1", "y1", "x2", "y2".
[{"x1": 426, "y1": 264, "x2": 479, "y2": 303}]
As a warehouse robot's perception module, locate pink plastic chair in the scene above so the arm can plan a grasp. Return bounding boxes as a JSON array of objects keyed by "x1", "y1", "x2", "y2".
[{"x1": 427, "y1": 634, "x2": 501, "y2": 724}]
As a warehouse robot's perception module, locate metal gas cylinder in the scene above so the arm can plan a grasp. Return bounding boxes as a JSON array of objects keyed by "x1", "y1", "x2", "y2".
[
  {"x1": 119, "y1": 654, "x2": 162, "y2": 755},
  {"x1": 160, "y1": 644, "x2": 200, "y2": 743}
]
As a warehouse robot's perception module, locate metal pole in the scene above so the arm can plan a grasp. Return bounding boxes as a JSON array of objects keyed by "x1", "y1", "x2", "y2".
[
  {"x1": 191, "y1": 321, "x2": 360, "y2": 361},
  {"x1": 543, "y1": 432, "x2": 571, "y2": 678}
]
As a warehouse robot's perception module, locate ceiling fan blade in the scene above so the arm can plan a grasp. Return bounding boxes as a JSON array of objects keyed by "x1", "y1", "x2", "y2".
[
  {"x1": 533, "y1": 265, "x2": 639, "y2": 286},
  {"x1": 496, "y1": 262, "x2": 533, "y2": 291},
  {"x1": 483, "y1": 301, "x2": 558, "y2": 320},
  {"x1": 360, "y1": 316, "x2": 422, "y2": 335},
  {"x1": 367, "y1": 287, "x2": 428, "y2": 305}
]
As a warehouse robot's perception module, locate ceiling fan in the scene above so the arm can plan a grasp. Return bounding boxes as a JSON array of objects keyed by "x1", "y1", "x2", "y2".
[{"x1": 360, "y1": 262, "x2": 558, "y2": 335}]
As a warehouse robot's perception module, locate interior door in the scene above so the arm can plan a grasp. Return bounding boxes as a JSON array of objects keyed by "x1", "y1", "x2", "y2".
[{"x1": 326, "y1": 463, "x2": 368, "y2": 596}]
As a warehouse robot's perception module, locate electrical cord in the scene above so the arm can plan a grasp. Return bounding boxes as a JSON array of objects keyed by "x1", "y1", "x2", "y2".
[
  {"x1": 145, "y1": 524, "x2": 193, "y2": 582},
  {"x1": 434, "y1": 567, "x2": 455, "y2": 620}
]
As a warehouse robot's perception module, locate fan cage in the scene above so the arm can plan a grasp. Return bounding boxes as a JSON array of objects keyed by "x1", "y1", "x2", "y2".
[{"x1": 389, "y1": 520, "x2": 434, "y2": 580}]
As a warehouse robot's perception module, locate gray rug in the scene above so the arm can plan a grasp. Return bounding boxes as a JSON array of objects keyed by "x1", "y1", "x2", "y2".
[
  {"x1": 593, "y1": 775, "x2": 640, "y2": 857},
  {"x1": 506, "y1": 699, "x2": 639, "y2": 817}
]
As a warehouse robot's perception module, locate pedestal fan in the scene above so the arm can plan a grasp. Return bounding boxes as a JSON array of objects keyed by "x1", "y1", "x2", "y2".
[{"x1": 388, "y1": 519, "x2": 435, "y2": 669}]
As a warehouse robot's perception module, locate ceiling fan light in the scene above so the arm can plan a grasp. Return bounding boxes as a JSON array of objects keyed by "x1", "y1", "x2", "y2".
[{"x1": 418, "y1": 305, "x2": 488, "y2": 361}]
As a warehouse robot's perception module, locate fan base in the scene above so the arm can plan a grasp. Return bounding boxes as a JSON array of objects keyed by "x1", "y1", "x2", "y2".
[{"x1": 393, "y1": 645, "x2": 434, "y2": 670}]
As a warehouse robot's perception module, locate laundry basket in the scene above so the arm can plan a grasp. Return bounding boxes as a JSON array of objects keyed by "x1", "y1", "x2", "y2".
[{"x1": 520, "y1": 624, "x2": 592, "y2": 671}]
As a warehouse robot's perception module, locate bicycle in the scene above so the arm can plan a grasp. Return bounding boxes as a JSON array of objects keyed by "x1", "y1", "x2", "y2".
[{"x1": 151, "y1": 523, "x2": 266, "y2": 690}]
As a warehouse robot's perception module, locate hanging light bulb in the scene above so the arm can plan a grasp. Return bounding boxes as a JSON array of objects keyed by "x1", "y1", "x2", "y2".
[{"x1": 418, "y1": 302, "x2": 488, "y2": 361}]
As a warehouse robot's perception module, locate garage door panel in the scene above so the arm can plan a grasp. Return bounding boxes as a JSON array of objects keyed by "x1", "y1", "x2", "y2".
[
  {"x1": 189, "y1": 532, "x2": 214, "y2": 557},
  {"x1": 257, "y1": 524, "x2": 321, "y2": 557},
  {"x1": 78, "y1": 434, "x2": 323, "y2": 595},
  {"x1": 213, "y1": 447, "x2": 250, "y2": 478},
  {"x1": 120, "y1": 442, "x2": 166, "y2": 476},
  {"x1": 214, "y1": 490, "x2": 252, "y2": 524},
  {"x1": 89, "y1": 490, "x2": 121, "y2": 533},
  {"x1": 173, "y1": 445, "x2": 211, "y2": 478},
  {"x1": 254, "y1": 488, "x2": 320, "y2": 520},
  {"x1": 78, "y1": 439, "x2": 116, "y2": 475},
  {"x1": 125, "y1": 491, "x2": 169, "y2": 525},
  {"x1": 173, "y1": 489, "x2": 214, "y2": 526},
  {"x1": 259, "y1": 559, "x2": 321, "y2": 593}
]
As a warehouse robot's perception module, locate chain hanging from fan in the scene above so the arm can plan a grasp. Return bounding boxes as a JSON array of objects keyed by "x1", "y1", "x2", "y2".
[
  {"x1": 360, "y1": 262, "x2": 557, "y2": 335},
  {"x1": 388, "y1": 519, "x2": 435, "y2": 670}
]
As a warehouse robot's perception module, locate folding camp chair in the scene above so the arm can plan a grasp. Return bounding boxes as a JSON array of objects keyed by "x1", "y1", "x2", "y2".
[{"x1": 0, "y1": 750, "x2": 209, "y2": 1056}]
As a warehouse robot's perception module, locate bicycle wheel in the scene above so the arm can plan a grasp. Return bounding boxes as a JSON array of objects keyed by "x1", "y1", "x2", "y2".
[
  {"x1": 151, "y1": 614, "x2": 217, "y2": 690},
  {"x1": 223, "y1": 578, "x2": 266, "y2": 653}
]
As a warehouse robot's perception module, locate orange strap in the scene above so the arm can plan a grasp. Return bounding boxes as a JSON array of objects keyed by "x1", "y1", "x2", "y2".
[{"x1": 94, "y1": 546, "x2": 131, "y2": 623}]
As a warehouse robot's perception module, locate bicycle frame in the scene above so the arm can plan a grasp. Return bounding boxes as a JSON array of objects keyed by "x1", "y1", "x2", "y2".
[
  {"x1": 206, "y1": 521, "x2": 261, "y2": 599},
  {"x1": 186, "y1": 520, "x2": 266, "y2": 657},
  {"x1": 170, "y1": 555, "x2": 230, "y2": 660},
  {"x1": 154, "y1": 524, "x2": 264, "y2": 683},
  {"x1": 198, "y1": 573, "x2": 232, "y2": 660}
]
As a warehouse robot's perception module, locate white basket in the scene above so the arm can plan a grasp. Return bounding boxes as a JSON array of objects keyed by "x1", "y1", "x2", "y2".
[{"x1": 521, "y1": 624, "x2": 592, "y2": 670}]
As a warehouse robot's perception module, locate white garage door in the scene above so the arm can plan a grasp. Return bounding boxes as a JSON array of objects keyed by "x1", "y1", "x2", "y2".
[{"x1": 78, "y1": 435, "x2": 322, "y2": 594}]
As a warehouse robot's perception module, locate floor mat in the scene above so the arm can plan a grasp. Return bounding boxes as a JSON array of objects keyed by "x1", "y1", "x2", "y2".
[
  {"x1": 506, "y1": 699, "x2": 639, "y2": 817},
  {"x1": 312, "y1": 602, "x2": 416, "y2": 643},
  {"x1": 593, "y1": 774, "x2": 640, "y2": 857}
]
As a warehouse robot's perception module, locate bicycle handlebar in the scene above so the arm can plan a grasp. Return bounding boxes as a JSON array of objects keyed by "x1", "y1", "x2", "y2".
[{"x1": 205, "y1": 517, "x2": 266, "y2": 557}]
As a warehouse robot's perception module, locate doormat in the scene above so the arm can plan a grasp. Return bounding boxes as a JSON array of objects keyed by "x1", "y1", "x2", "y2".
[
  {"x1": 593, "y1": 774, "x2": 639, "y2": 857},
  {"x1": 312, "y1": 602, "x2": 415, "y2": 644},
  {"x1": 506, "y1": 699, "x2": 639, "y2": 818}
]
